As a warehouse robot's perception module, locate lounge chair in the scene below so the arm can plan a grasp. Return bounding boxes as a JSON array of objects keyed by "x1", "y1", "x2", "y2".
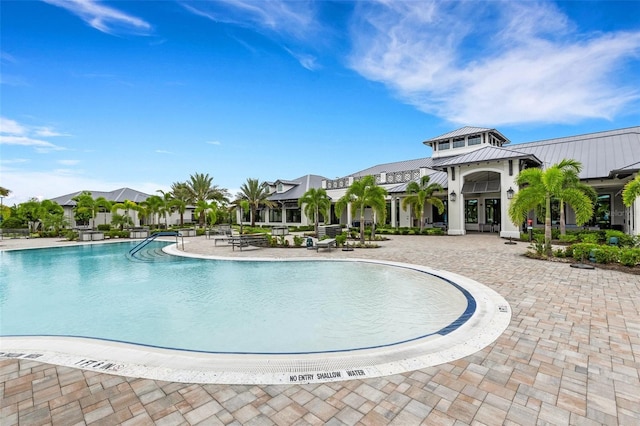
[{"x1": 316, "y1": 238, "x2": 336, "y2": 251}]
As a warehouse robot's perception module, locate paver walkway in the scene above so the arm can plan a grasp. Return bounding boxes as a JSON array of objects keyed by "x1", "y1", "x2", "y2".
[{"x1": 1, "y1": 234, "x2": 638, "y2": 425}]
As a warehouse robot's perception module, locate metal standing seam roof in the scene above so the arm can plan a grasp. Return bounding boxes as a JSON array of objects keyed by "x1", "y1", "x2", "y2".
[
  {"x1": 267, "y1": 174, "x2": 327, "y2": 201},
  {"x1": 510, "y1": 126, "x2": 640, "y2": 180},
  {"x1": 422, "y1": 126, "x2": 510, "y2": 144},
  {"x1": 386, "y1": 171, "x2": 449, "y2": 193},
  {"x1": 48, "y1": 187, "x2": 152, "y2": 206},
  {"x1": 349, "y1": 157, "x2": 435, "y2": 178},
  {"x1": 430, "y1": 146, "x2": 542, "y2": 168}
]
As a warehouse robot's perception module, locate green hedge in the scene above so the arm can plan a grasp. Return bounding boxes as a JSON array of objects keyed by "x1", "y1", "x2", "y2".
[{"x1": 571, "y1": 242, "x2": 639, "y2": 267}]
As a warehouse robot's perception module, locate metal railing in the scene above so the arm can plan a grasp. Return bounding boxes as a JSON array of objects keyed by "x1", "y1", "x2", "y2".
[{"x1": 128, "y1": 231, "x2": 183, "y2": 258}]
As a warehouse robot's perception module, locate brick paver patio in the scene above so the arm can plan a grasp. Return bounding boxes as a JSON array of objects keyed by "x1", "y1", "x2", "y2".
[{"x1": 1, "y1": 234, "x2": 638, "y2": 425}]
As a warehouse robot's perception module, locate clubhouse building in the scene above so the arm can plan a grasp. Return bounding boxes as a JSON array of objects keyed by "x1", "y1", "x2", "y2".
[{"x1": 51, "y1": 126, "x2": 640, "y2": 236}]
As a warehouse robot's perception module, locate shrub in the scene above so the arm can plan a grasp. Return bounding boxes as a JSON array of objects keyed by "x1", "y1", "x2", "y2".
[
  {"x1": 605, "y1": 230, "x2": 636, "y2": 247},
  {"x1": 292, "y1": 235, "x2": 304, "y2": 247},
  {"x1": 564, "y1": 245, "x2": 574, "y2": 258},
  {"x1": 619, "y1": 248, "x2": 640, "y2": 267},
  {"x1": 558, "y1": 234, "x2": 578, "y2": 244},
  {"x1": 64, "y1": 230, "x2": 79, "y2": 241},
  {"x1": 335, "y1": 232, "x2": 347, "y2": 247},
  {"x1": 591, "y1": 246, "x2": 620, "y2": 264},
  {"x1": 97, "y1": 224, "x2": 111, "y2": 231},
  {"x1": 553, "y1": 248, "x2": 565, "y2": 258},
  {"x1": 571, "y1": 243, "x2": 599, "y2": 262},
  {"x1": 580, "y1": 233, "x2": 599, "y2": 244}
]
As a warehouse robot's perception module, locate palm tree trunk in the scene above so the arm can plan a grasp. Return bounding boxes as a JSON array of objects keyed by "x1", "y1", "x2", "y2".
[
  {"x1": 545, "y1": 195, "x2": 552, "y2": 256},
  {"x1": 559, "y1": 201, "x2": 566, "y2": 235},
  {"x1": 360, "y1": 209, "x2": 365, "y2": 244}
]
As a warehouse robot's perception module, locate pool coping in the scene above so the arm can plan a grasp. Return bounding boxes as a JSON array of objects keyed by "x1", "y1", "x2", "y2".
[{"x1": 0, "y1": 242, "x2": 512, "y2": 384}]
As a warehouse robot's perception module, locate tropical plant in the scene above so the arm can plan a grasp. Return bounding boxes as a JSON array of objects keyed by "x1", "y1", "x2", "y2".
[
  {"x1": 166, "y1": 182, "x2": 191, "y2": 226},
  {"x1": 95, "y1": 197, "x2": 112, "y2": 227},
  {"x1": 71, "y1": 192, "x2": 94, "y2": 228},
  {"x1": 39, "y1": 199, "x2": 68, "y2": 234},
  {"x1": 236, "y1": 178, "x2": 275, "y2": 227},
  {"x1": 111, "y1": 200, "x2": 139, "y2": 230},
  {"x1": 508, "y1": 159, "x2": 594, "y2": 256},
  {"x1": 622, "y1": 175, "x2": 640, "y2": 207},
  {"x1": 554, "y1": 159, "x2": 596, "y2": 235},
  {"x1": 194, "y1": 200, "x2": 218, "y2": 227},
  {"x1": 0, "y1": 186, "x2": 11, "y2": 223},
  {"x1": 298, "y1": 187, "x2": 331, "y2": 236},
  {"x1": 141, "y1": 195, "x2": 164, "y2": 228},
  {"x1": 401, "y1": 175, "x2": 444, "y2": 232},
  {"x1": 186, "y1": 173, "x2": 229, "y2": 226},
  {"x1": 335, "y1": 175, "x2": 388, "y2": 244},
  {"x1": 15, "y1": 198, "x2": 44, "y2": 233}
]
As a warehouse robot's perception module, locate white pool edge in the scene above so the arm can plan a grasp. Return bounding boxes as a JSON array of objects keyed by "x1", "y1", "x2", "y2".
[{"x1": 0, "y1": 244, "x2": 512, "y2": 385}]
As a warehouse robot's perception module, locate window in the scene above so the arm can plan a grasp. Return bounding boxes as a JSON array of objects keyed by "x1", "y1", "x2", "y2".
[
  {"x1": 468, "y1": 135, "x2": 481, "y2": 145},
  {"x1": 453, "y1": 137, "x2": 465, "y2": 148},
  {"x1": 286, "y1": 208, "x2": 301, "y2": 223},
  {"x1": 439, "y1": 141, "x2": 450, "y2": 150},
  {"x1": 277, "y1": 183, "x2": 283, "y2": 192},
  {"x1": 465, "y1": 199, "x2": 478, "y2": 223},
  {"x1": 269, "y1": 208, "x2": 282, "y2": 222},
  {"x1": 433, "y1": 200, "x2": 447, "y2": 224}
]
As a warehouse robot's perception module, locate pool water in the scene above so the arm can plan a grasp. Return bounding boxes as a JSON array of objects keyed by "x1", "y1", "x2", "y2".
[{"x1": 0, "y1": 242, "x2": 473, "y2": 354}]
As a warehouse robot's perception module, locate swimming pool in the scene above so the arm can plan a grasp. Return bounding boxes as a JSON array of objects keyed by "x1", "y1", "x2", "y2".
[{"x1": 0, "y1": 240, "x2": 511, "y2": 384}]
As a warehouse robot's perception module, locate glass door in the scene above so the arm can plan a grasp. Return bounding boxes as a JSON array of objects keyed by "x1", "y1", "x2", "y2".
[{"x1": 485, "y1": 199, "x2": 501, "y2": 231}]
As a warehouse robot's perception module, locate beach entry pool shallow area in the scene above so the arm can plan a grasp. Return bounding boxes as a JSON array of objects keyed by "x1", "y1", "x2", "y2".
[{"x1": 0, "y1": 241, "x2": 511, "y2": 384}]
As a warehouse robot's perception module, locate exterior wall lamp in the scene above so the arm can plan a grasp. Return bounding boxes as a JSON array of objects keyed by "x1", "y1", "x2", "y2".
[
  {"x1": 449, "y1": 191, "x2": 457, "y2": 202},
  {"x1": 507, "y1": 187, "x2": 515, "y2": 199}
]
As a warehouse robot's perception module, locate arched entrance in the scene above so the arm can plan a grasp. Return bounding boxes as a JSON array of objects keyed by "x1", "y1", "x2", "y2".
[{"x1": 461, "y1": 171, "x2": 502, "y2": 233}]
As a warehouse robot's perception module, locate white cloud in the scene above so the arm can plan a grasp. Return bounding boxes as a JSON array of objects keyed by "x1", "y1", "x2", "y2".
[
  {"x1": 43, "y1": 0, "x2": 152, "y2": 35},
  {"x1": 348, "y1": 1, "x2": 640, "y2": 126},
  {"x1": 57, "y1": 159, "x2": 80, "y2": 166},
  {"x1": 0, "y1": 135, "x2": 65, "y2": 153},
  {"x1": 183, "y1": 0, "x2": 322, "y2": 70},
  {"x1": 155, "y1": 150, "x2": 173, "y2": 154},
  {"x1": 1, "y1": 117, "x2": 26, "y2": 135},
  {"x1": 1, "y1": 117, "x2": 68, "y2": 152},
  {"x1": 206, "y1": 140, "x2": 221, "y2": 146},
  {"x1": 34, "y1": 126, "x2": 71, "y2": 137}
]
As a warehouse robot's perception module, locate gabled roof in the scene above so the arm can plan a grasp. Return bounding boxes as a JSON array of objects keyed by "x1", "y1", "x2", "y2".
[
  {"x1": 49, "y1": 187, "x2": 152, "y2": 206},
  {"x1": 350, "y1": 157, "x2": 435, "y2": 178},
  {"x1": 423, "y1": 126, "x2": 510, "y2": 144},
  {"x1": 432, "y1": 146, "x2": 542, "y2": 168},
  {"x1": 513, "y1": 126, "x2": 640, "y2": 179},
  {"x1": 386, "y1": 170, "x2": 449, "y2": 194},
  {"x1": 268, "y1": 174, "x2": 327, "y2": 201}
]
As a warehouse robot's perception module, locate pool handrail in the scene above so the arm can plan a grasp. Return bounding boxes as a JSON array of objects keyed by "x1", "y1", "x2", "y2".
[{"x1": 128, "y1": 231, "x2": 183, "y2": 258}]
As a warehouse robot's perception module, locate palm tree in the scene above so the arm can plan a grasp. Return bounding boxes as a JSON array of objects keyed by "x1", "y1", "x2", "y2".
[
  {"x1": 141, "y1": 195, "x2": 164, "y2": 228},
  {"x1": 335, "y1": 175, "x2": 388, "y2": 244},
  {"x1": 401, "y1": 175, "x2": 445, "y2": 232},
  {"x1": 555, "y1": 160, "x2": 596, "y2": 235},
  {"x1": 72, "y1": 191, "x2": 99, "y2": 230},
  {"x1": 94, "y1": 197, "x2": 112, "y2": 227},
  {"x1": 508, "y1": 159, "x2": 594, "y2": 256},
  {"x1": 237, "y1": 178, "x2": 275, "y2": 227},
  {"x1": 166, "y1": 182, "x2": 191, "y2": 226},
  {"x1": 186, "y1": 173, "x2": 229, "y2": 226},
  {"x1": 111, "y1": 200, "x2": 139, "y2": 230},
  {"x1": 156, "y1": 190, "x2": 174, "y2": 228},
  {"x1": 194, "y1": 200, "x2": 218, "y2": 228},
  {"x1": 298, "y1": 188, "x2": 332, "y2": 236},
  {"x1": 623, "y1": 175, "x2": 640, "y2": 207}
]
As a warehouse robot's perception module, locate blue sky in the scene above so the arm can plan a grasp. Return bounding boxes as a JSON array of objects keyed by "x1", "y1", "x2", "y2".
[{"x1": 1, "y1": 0, "x2": 639, "y2": 205}]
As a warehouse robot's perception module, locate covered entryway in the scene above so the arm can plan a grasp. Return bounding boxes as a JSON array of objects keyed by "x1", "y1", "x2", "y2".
[{"x1": 461, "y1": 171, "x2": 502, "y2": 232}]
